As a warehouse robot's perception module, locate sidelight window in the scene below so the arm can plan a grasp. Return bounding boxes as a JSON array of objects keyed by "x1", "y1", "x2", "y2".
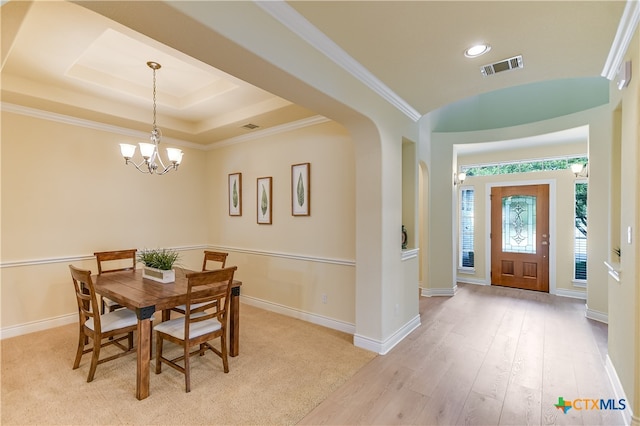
[
  {"x1": 574, "y1": 182, "x2": 588, "y2": 281},
  {"x1": 460, "y1": 188, "x2": 475, "y2": 268}
]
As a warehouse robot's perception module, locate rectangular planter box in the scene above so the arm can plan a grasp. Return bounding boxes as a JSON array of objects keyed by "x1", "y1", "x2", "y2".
[{"x1": 142, "y1": 267, "x2": 175, "y2": 284}]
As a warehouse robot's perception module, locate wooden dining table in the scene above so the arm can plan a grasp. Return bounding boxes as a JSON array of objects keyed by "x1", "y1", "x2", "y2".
[{"x1": 93, "y1": 268, "x2": 242, "y2": 400}]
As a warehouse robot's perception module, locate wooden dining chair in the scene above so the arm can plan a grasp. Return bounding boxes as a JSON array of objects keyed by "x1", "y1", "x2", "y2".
[
  {"x1": 69, "y1": 265, "x2": 138, "y2": 382},
  {"x1": 94, "y1": 249, "x2": 137, "y2": 313},
  {"x1": 167, "y1": 250, "x2": 229, "y2": 319},
  {"x1": 201, "y1": 250, "x2": 228, "y2": 271},
  {"x1": 154, "y1": 266, "x2": 237, "y2": 392}
]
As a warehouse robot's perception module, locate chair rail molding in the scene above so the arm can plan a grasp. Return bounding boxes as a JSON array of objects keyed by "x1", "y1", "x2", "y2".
[
  {"x1": 0, "y1": 245, "x2": 209, "y2": 268},
  {"x1": 401, "y1": 248, "x2": 419, "y2": 261},
  {"x1": 208, "y1": 245, "x2": 355, "y2": 267},
  {"x1": 604, "y1": 260, "x2": 621, "y2": 282}
]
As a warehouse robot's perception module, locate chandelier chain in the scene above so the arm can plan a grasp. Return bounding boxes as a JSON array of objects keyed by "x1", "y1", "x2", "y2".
[{"x1": 152, "y1": 66, "x2": 157, "y2": 130}]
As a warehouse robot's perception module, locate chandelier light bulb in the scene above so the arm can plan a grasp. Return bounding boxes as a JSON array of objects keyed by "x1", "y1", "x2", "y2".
[
  {"x1": 139, "y1": 143, "x2": 156, "y2": 159},
  {"x1": 166, "y1": 148, "x2": 184, "y2": 164},
  {"x1": 120, "y1": 143, "x2": 136, "y2": 160}
]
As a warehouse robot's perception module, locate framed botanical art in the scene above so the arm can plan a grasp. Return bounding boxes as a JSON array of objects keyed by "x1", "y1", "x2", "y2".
[
  {"x1": 291, "y1": 163, "x2": 310, "y2": 216},
  {"x1": 228, "y1": 173, "x2": 242, "y2": 216},
  {"x1": 257, "y1": 176, "x2": 272, "y2": 224}
]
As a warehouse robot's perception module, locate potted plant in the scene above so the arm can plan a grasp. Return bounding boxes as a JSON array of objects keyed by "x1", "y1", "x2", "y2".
[{"x1": 137, "y1": 248, "x2": 180, "y2": 283}]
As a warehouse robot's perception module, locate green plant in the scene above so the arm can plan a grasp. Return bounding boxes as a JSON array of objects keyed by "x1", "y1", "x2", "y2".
[
  {"x1": 137, "y1": 248, "x2": 180, "y2": 270},
  {"x1": 613, "y1": 247, "x2": 621, "y2": 258}
]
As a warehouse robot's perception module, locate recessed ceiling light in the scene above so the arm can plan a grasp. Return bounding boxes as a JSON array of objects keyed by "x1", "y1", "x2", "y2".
[{"x1": 464, "y1": 43, "x2": 491, "y2": 58}]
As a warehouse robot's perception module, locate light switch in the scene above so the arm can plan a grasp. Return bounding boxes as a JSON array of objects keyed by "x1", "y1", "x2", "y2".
[{"x1": 628, "y1": 226, "x2": 633, "y2": 244}]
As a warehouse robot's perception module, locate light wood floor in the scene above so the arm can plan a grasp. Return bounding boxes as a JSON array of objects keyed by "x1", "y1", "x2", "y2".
[{"x1": 299, "y1": 283, "x2": 621, "y2": 425}]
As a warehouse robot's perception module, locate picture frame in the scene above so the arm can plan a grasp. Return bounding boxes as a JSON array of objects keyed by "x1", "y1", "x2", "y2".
[
  {"x1": 256, "y1": 176, "x2": 272, "y2": 224},
  {"x1": 291, "y1": 162, "x2": 310, "y2": 216},
  {"x1": 228, "y1": 173, "x2": 242, "y2": 216}
]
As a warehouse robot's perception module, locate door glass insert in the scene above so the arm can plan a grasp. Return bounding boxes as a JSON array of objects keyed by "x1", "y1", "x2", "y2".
[{"x1": 502, "y1": 195, "x2": 536, "y2": 253}]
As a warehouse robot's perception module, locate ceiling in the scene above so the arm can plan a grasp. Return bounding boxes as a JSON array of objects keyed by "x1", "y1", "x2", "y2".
[
  {"x1": 1, "y1": 1, "x2": 627, "y2": 148},
  {"x1": 1, "y1": 1, "x2": 318, "y2": 146}
]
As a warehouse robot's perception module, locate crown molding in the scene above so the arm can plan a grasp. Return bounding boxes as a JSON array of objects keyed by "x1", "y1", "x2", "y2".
[
  {"x1": 3, "y1": 102, "x2": 331, "y2": 152},
  {"x1": 602, "y1": 0, "x2": 640, "y2": 80},
  {"x1": 209, "y1": 115, "x2": 330, "y2": 149},
  {"x1": 1, "y1": 102, "x2": 206, "y2": 150},
  {"x1": 256, "y1": 1, "x2": 422, "y2": 122}
]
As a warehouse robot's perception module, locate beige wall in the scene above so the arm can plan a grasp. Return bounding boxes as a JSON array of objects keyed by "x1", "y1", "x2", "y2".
[
  {"x1": 402, "y1": 139, "x2": 417, "y2": 249},
  {"x1": 1, "y1": 112, "x2": 209, "y2": 259},
  {"x1": 606, "y1": 26, "x2": 639, "y2": 418},
  {"x1": 207, "y1": 121, "x2": 354, "y2": 259},
  {"x1": 0, "y1": 110, "x2": 359, "y2": 334},
  {"x1": 1, "y1": 111, "x2": 208, "y2": 329},
  {"x1": 205, "y1": 120, "x2": 358, "y2": 325}
]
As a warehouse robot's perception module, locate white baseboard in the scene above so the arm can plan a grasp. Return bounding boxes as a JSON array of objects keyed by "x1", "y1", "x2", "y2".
[
  {"x1": 585, "y1": 304, "x2": 609, "y2": 324},
  {"x1": 420, "y1": 285, "x2": 458, "y2": 297},
  {"x1": 555, "y1": 288, "x2": 587, "y2": 300},
  {"x1": 2, "y1": 296, "x2": 357, "y2": 340},
  {"x1": 240, "y1": 295, "x2": 355, "y2": 335},
  {"x1": 455, "y1": 277, "x2": 489, "y2": 286},
  {"x1": 1, "y1": 313, "x2": 77, "y2": 340},
  {"x1": 605, "y1": 355, "x2": 633, "y2": 426},
  {"x1": 353, "y1": 314, "x2": 421, "y2": 355}
]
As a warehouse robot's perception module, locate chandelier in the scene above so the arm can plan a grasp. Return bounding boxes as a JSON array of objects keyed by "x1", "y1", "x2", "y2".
[{"x1": 119, "y1": 61, "x2": 183, "y2": 175}]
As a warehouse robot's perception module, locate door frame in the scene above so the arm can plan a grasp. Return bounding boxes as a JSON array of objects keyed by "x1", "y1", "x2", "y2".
[{"x1": 484, "y1": 179, "x2": 557, "y2": 295}]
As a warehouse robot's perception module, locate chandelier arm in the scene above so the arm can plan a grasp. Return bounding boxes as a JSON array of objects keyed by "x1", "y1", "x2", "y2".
[
  {"x1": 156, "y1": 164, "x2": 179, "y2": 175},
  {"x1": 125, "y1": 159, "x2": 178, "y2": 175},
  {"x1": 127, "y1": 160, "x2": 153, "y2": 174},
  {"x1": 154, "y1": 150, "x2": 168, "y2": 171}
]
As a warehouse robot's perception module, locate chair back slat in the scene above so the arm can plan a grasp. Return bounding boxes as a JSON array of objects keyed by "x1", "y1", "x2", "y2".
[
  {"x1": 94, "y1": 249, "x2": 137, "y2": 274},
  {"x1": 69, "y1": 265, "x2": 100, "y2": 329},
  {"x1": 201, "y1": 250, "x2": 228, "y2": 271},
  {"x1": 184, "y1": 267, "x2": 237, "y2": 331},
  {"x1": 187, "y1": 298, "x2": 218, "y2": 316}
]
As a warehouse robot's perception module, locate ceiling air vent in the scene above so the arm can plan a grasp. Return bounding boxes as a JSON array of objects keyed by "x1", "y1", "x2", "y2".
[
  {"x1": 481, "y1": 55, "x2": 523, "y2": 77},
  {"x1": 241, "y1": 123, "x2": 260, "y2": 130}
]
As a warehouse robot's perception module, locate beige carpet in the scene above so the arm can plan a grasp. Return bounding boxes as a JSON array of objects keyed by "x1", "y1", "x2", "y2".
[{"x1": 1, "y1": 304, "x2": 375, "y2": 425}]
